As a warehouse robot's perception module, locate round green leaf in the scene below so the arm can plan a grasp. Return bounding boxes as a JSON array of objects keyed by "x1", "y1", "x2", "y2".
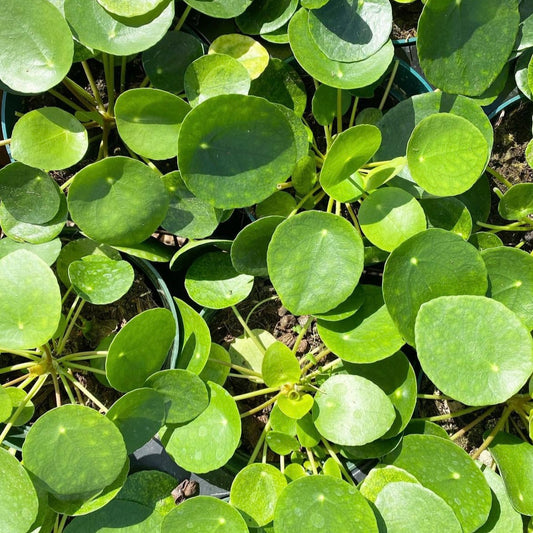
[
  {"x1": 384, "y1": 434, "x2": 492, "y2": 533},
  {"x1": 142, "y1": 31, "x2": 204, "y2": 94},
  {"x1": 115, "y1": 88, "x2": 190, "y2": 160},
  {"x1": 0, "y1": 250, "x2": 61, "y2": 350},
  {"x1": 170, "y1": 239, "x2": 232, "y2": 272},
  {"x1": 482, "y1": 247, "x2": 533, "y2": 329},
  {"x1": 161, "y1": 171, "x2": 223, "y2": 240},
  {"x1": 96, "y1": 0, "x2": 168, "y2": 18},
  {"x1": 407, "y1": 113, "x2": 489, "y2": 196},
  {"x1": 320, "y1": 125, "x2": 381, "y2": 202},
  {"x1": 498, "y1": 182, "x2": 533, "y2": 220},
  {"x1": 341, "y1": 434, "x2": 402, "y2": 461},
  {"x1": 0, "y1": 194, "x2": 66, "y2": 244},
  {"x1": 178, "y1": 94, "x2": 297, "y2": 209},
  {"x1": 65, "y1": 0, "x2": 174, "y2": 55},
  {"x1": 420, "y1": 197, "x2": 472, "y2": 240},
  {"x1": 256, "y1": 191, "x2": 296, "y2": 218},
  {"x1": 199, "y1": 342, "x2": 231, "y2": 386},
  {"x1": 261, "y1": 23, "x2": 290, "y2": 43},
  {"x1": 267, "y1": 211, "x2": 364, "y2": 315},
  {"x1": 11, "y1": 107, "x2": 88, "y2": 170},
  {"x1": 0, "y1": 386, "x2": 12, "y2": 423},
  {"x1": 174, "y1": 297, "x2": 211, "y2": 373},
  {"x1": 107, "y1": 308, "x2": 177, "y2": 392},
  {"x1": 313, "y1": 285, "x2": 364, "y2": 322},
  {"x1": 236, "y1": 0, "x2": 298, "y2": 34},
  {"x1": 284, "y1": 463, "x2": 306, "y2": 482},
  {"x1": 56, "y1": 238, "x2": 121, "y2": 288},
  {"x1": 229, "y1": 328, "x2": 276, "y2": 379},
  {"x1": 163, "y1": 382, "x2": 241, "y2": 473},
  {"x1": 262, "y1": 341, "x2": 301, "y2": 387},
  {"x1": 271, "y1": 404, "x2": 297, "y2": 435},
  {"x1": 312, "y1": 84, "x2": 351, "y2": 126},
  {"x1": 307, "y1": 0, "x2": 392, "y2": 62},
  {"x1": 317, "y1": 285, "x2": 404, "y2": 363},
  {"x1": 277, "y1": 392, "x2": 314, "y2": 419},
  {"x1": 249, "y1": 58, "x2": 307, "y2": 117},
  {"x1": 145, "y1": 369, "x2": 209, "y2": 424},
  {"x1": 0, "y1": 237, "x2": 61, "y2": 266},
  {"x1": 288, "y1": 9, "x2": 394, "y2": 89},
  {"x1": 343, "y1": 351, "x2": 416, "y2": 438},
  {"x1": 468, "y1": 232, "x2": 503, "y2": 251},
  {"x1": 68, "y1": 156, "x2": 169, "y2": 246},
  {"x1": 68, "y1": 256, "x2": 134, "y2": 305},
  {"x1": 296, "y1": 413, "x2": 321, "y2": 447},
  {"x1": 185, "y1": 251, "x2": 254, "y2": 309},
  {"x1": 162, "y1": 496, "x2": 248, "y2": 533},
  {"x1": 107, "y1": 388, "x2": 166, "y2": 454},
  {"x1": 359, "y1": 187, "x2": 426, "y2": 251},
  {"x1": 209, "y1": 34, "x2": 269, "y2": 80},
  {"x1": 375, "y1": 482, "x2": 462, "y2": 533},
  {"x1": 274, "y1": 475, "x2": 378, "y2": 533},
  {"x1": 230, "y1": 463, "x2": 287, "y2": 527},
  {"x1": 5, "y1": 387, "x2": 35, "y2": 426},
  {"x1": 359, "y1": 464, "x2": 419, "y2": 503},
  {"x1": 231, "y1": 216, "x2": 284, "y2": 277},
  {"x1": 23, "y1": 405, "x2": 127, "y2": 501},
  {"x1": 477, "y1": 464, "x2": 523, "y2": 533},
  {"x1": 382, "y1": 228, "x2": 488, "y2": 345},
  {"x1": 416, "y1": 295, "x2": 533, "y2": 406},
  {"x1": 0, "y1": 0, "x2": 73, "y2": 93},
  {"x1": 0, "y1": 163, "x2": 61, "y2": 224},
  {"x1": 403, "y1": 420, "x2": 450, "y2": 440},
  {"x1": 515, "y1": 49, "x2": 533, "y2": 99},
  {"x1": 0, "y1": 448, "x2": 39, "y2": 533},
  {"x1": 266, "y1": 431, "x2": 300, "y2": 455},
  {"x1": 313, "y1": 374, "x2": 395, "y2": 446},
  {"x1": 417, "y1": 0, "x2": 519, "y2": 96},
  {"x1": 184, "y1": 54, "x2": 251, "y2": 108},
  {"x1": 488, "y1": 431, "x2": 533, "y2": 516},
  {"x1": 183, "y1": 0, "x2": 252, "y2": 18}
]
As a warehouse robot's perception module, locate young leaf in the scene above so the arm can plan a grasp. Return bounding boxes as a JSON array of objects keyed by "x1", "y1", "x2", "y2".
[
  {"x1": 267, "y1": 211, "x2": 364, "y2": 315},
  {"x1": 416, "y1": 295, "x2": 533, "y2": 406},
  {"x1": 162, "y1": 496, "x2": 248, "y2": 533},
  {"x1": 96, "y1": 0, "x2": 169, "y2": 18},
  {"x1": 271, "y1": 404, "x2": 297, "y2": 436},
  {"x1": 256, "y1": 191, "x2": 296, "y2": 218},
  {"x1": 115, "y1": 88, "x2": 190, "y2": 159},
  {"x1": 420, "y1": 197, "x2": 473, "y2": 240},
  {"x1": 274, "y1": 475, "x2": 378, "y2": 532},
  {"x1": 162, "y1": 382, "x2": 241, "y2": 474},
  {"x1": 183, "y1": 0, "x2": 252, "y2": 18},
  {"x1": 107, "y1": 308, "x2": 177, "y2": 392},
  {"x1": 359, "y1": 464, "x2": 419, "y2": 503},
  {"x1": 229, "y1": 328, "x2": 276, "y2": 377},
  {"x1": 5, "y1": 387, "x2": 35, "y2": 426},
  {"x1": 498, "y1": 182, "x2": 533, "y2": 220},
  {"x1": 313, "y1": 374, "x2": 395, "y2": 446},
  {"x1": 262, "y1": 341, "x2": 301, "y2": 387},
  {"x1": 277, "y1": 392, "x2": 314, "y2": 419},
  {"x1": 11, "y1": 108, "x2": 88, "y2": 170},
  {"x1": 312, "y1": 84, "x2": 351, "y2": 126},
  {"x1": 236, "y1": 0, "x2": 298, "y2": 35},
  {"x1": 0, "y1": 386, "x2": 12, "y2": 423},
  {"x1": 230, "y1": 463, "x2": 287, "y2": 527},
  {"x1": 198, "y1": 343, "x2": 231, "y2": 386}
]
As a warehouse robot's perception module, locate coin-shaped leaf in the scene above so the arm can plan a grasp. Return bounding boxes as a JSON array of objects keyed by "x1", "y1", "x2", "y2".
[
  {"x1": 307, "y1": 0, "x2": 392, "y2": 62},
  {"x1": 183, "y1": 0, "x2": 252, "y2": 18},
  {"x1": 383, "y1": 434, "x2": 492, "y2": 533},
  {"x1": 0, "y1": 0, "x2": 73, "y2": 93},
  {"x1": 68, "y1": 157, "x2": 169, "y2": 246},
  {"x1": 383, "y1": 228, "x2": 488, "y2": 345},
  {"x1": 142, "y1": 31, "x2": 204, "y2": 94},
  {"x1": 407, "y1": 113, "x2": 489, "y2": 196},
  {"x1": 420, "y1": 197, "x2": 472, "y2": 240},
  {"x1": 267, "y1": 211, "x2": 364, "y2": 315},
  {"x1": 163, "y1": 382, "x2": 241, "y2": 473},
  {"x1": 320, "y1": 125, "x2": 381, "y2": 202},
  {"x1": 0, "y1": 250, "x2": 61, "y2": 350},
  {"x1": 145, "y1": 369, "x2": 209, "y2": 424},
  {"x1": 278, "y1": 392, "x2": 314, "y2": 419},
  {"x1": 313, "y1": 374, "x2": 395, "y2": 446},
  {"x1": 236, "y1": 0, "x2": 298, "y2": 34},
  {"x1": 107, "y1": 308, "x2": 177, "y2": 392},
  {"x1": 229, "y1": 329, "x2": 276, "y2": 377},
  {"x1": 417, "y1": 0, "x2": 519, "y2": 96},
  {"x1": 185, "y1": 251, "x2": 254, "y2": 309},
  {"x1": 312, "y1": 84, "x2": 351, "y2": 126},
  {"x1": 482, "y1": 246, "x2": 533, "y2": 330},
  {"x1": 96, "y1": 0, "x2": 169, "y2": 18},
  {"x1": 262, "y1": 341, "x2": 301, "y2": 387},
  {"x1": 230, "y1": 463, "x2": 287, "y2": 527},
  {"x1": 115, "y1": 88, "x2": 190, "y2": 160},
  {"x1": 162, "y1": 496, "x2": 248, "y2": 533},
  {"x1": 5, "y1": 387, "x2": 35, "y2": 426},
  {"x1": 178, "y1": 94, "x2": 296, "y2": 209},
  {"x1": 198, "y1": 343, "x2": 231, "y2": 386},
  {"x1": 416, "y1": 295, "x2": 533, "y2": 406},
  {"x1": 274, "y1": 475, "x2": 378, "y2": 533},
  {"x1": 0, "y1": 237, "x2": 61, "y2": 266},
  {"x1": 498, "y1": 182, "x2": 533, "y2": 220},
  {"x1": 288, "y1": 9, "x2": 394, "y2": 89},
  {"x1": 359, "y1": 464, "x2": 419, "y2": 503},
  {"x1": 65, "y1": 0, "x2": 174, "y2": 55},
  {"x1": 0, "y1": 448, "x2": 39, "y2": 533},
  {"x1": 11, "y1": 108, "x2": 88, "y2": 170},
  {"x1": 359, "y1": 187, "x2": 426, "y2": 252},
  {"x1": 23, "y1": 405, "x2": 127, "y2": 502},
  {"x1": 266, "y1": 431, "x2": 300, "y2": 455},
  {"x1": 0, "y1": 163, "x2": 61, "y2": 224}
]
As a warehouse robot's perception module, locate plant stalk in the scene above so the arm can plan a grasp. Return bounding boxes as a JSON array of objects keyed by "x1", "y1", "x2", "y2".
[
  {"x1": 231, "y1": 305, "x2": 267, "y2": 355},
  {"x1": 234, "y1": 386, "x2": 280, "y2": 402},
  {"x1": 450, "y1": 406, "x2": 496, "y2": 441},
  {"x1": 472, "y1": 404, "x2": 513, "y2": 460},
  {"x1": 248, "y1": 420, "x2": 271, "y2": 464},
  {"x1": 414, "y1": 405, "x2": 486, "y2": 423},
  {"x1": 240, "y1": 393, "x2": 281, "y2": 418},
  {"x1": 336, "y1": 89, "x2": 343, "y2": 135},
  {"x1": 81, "y1": 60, "x2": 106, "y2": 113},
  {"x1": 379, "y1": 60, "x2": 400, "y2": 111}
]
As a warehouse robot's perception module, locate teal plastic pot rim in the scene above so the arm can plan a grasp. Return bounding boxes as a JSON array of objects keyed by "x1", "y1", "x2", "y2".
[{"x1": 487, "y1": 93, "x2": 524, "y2": 121}]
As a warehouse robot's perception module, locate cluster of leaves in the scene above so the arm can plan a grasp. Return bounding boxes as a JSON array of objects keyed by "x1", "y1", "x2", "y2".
[{"x1": 0, "y1": 0, "x2": 533, "y2": 532}]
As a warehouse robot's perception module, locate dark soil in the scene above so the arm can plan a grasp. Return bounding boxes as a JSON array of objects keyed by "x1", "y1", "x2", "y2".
[{"x1": 391, "y1": 1, "x2": 422, "y2": 41}]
